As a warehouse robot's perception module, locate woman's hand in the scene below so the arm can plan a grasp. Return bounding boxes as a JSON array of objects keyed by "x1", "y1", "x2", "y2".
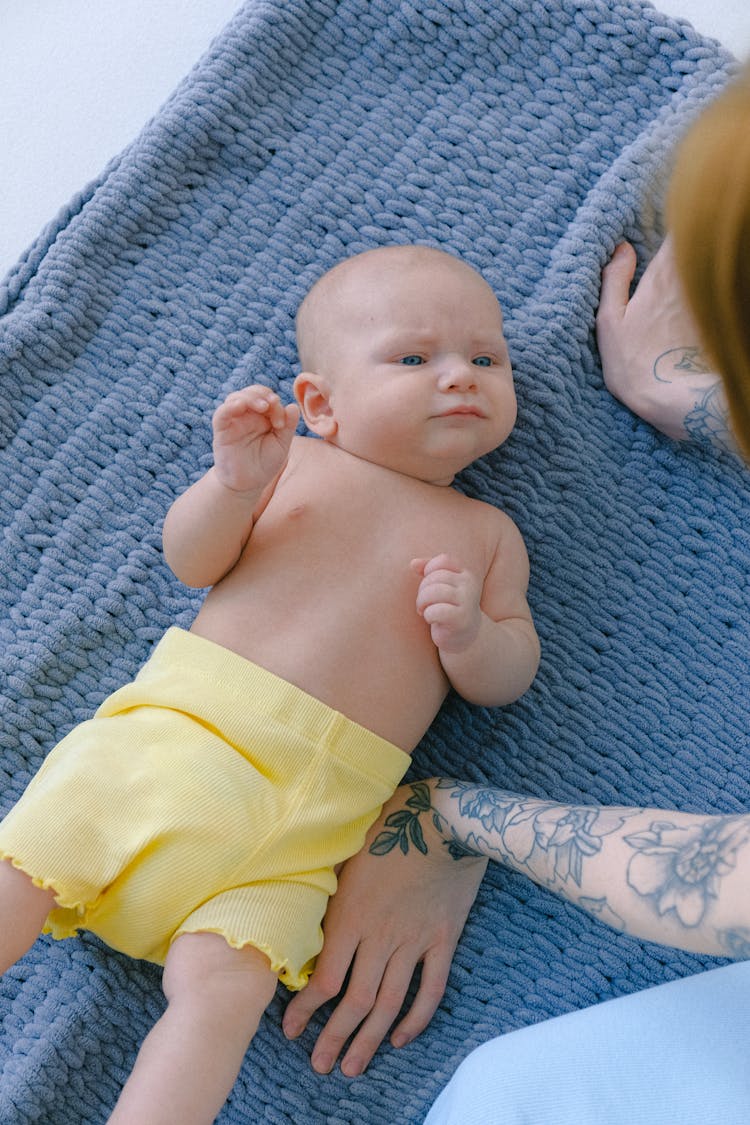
[
  {"x1": 282, "y1": 784, "x2": 487, "y2": 1076},
  {"x1": 596, "y1": 240, "x2": 733, "y2": 451}
]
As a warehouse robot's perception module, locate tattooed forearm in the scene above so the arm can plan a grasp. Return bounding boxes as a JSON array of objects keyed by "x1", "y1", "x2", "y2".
[
  {"x1": 652, "y1": 347, "x2": 738, "y2": 454},
  {"x1": 369, "y1": 781, "x2": 434, "y2": 857},
  {"x1": 683, "y1": 384, "x2": 738, "y2": 455},
  {"x1": 624, "y1": 817, "x2": 750, "y2": 927},
  {"x1": 372, "y1": 780, "x2": 638, "y2": 886},
  {"x1": 719, "y1": 928, "x2": 750, "y2": 958},
  {"x1": 371, "y1": 780, "x2": 750, "y2": 957},
  {"x1": 368, "y1": 781, "x2": 479, "y2": 860}
]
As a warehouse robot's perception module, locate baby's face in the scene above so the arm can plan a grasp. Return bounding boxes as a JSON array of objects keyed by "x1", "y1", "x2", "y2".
[{"x1": 310, "y1": 247, "x2": 516, "y2": 484}]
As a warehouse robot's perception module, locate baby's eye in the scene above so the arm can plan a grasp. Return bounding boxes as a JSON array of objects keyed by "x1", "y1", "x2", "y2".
[
  {"x1": 472, "y1": 356, "x2": 493, "y2": 367},
  {"x1": 399, "y1": 355, "x2": 425, "y2": 366}
]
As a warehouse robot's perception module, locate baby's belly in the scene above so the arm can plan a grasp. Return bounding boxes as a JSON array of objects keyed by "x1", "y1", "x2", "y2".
[{"x1": 190, "y1": 592, "x2": 448, "y2": 752}]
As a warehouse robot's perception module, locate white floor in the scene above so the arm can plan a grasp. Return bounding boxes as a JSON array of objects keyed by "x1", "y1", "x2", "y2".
[
  {"x1": 1, "y1": 0, "x2": 749, "y2": 280},
  {"x1": 655, "y1": 0, "x2": 750, "y2": 56},
  {"x1": 0, "y1": 1, "x2": 243, "y2": 278}
]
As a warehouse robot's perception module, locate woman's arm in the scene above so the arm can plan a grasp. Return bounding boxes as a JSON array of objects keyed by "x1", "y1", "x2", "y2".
[
  {"x1": 285, "y1": 774, "x2": 750, "y2": 1077},
  {"x1": 395, "y1": 778, "x2": 750, "y2": 958},
  {"x1": 596, "y1": 240, "x2": 739, "y2": 456}
]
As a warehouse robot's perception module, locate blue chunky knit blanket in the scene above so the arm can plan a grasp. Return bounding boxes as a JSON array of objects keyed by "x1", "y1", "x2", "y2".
[{"x1": 0, "y1": 2, "x2": 744, "y2": 1121}]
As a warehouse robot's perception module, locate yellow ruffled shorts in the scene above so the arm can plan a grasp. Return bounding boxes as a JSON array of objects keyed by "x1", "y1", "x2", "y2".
[{"x1": 0, "y1": 628, "x2": 410, "y2": 989}]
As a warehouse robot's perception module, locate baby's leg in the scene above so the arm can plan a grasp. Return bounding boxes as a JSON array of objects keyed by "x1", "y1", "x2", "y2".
[
  {"x1": 109, "y1": 932, "x2": 278, "y2": 1125},
  {"x1": 0, "y1": 859, "x2": 56, "y2": 971}
]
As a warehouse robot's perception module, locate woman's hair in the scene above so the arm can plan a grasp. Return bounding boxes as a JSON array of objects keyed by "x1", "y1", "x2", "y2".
[{"x1": 668, "y1": 64, "x2": 750, "y2": 457}]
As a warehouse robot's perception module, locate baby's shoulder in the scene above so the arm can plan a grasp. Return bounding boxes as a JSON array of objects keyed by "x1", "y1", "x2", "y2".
[
  {"x1": 456, "y1": 491, "x2": 517, "y2": 530},
  {"x1": 429, "y1": 491, "x2": 524, "y2": 569},
  {"x1": 459, "y1": 494, "x2": 529, "y2": 563}
]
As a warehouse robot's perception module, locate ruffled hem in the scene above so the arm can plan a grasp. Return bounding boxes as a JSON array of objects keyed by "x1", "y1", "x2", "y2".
[
  {"x1": 171, "y1": 925, "x2": 314, "y2": 992},
  {"x1": 0, "y1": 850, "x2": 90, "y2": 918}
]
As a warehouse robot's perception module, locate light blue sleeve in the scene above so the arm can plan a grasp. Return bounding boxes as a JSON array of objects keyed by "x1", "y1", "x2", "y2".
[{"x1": 425, "y1": 961, "x2": 750, "y2": 1125}]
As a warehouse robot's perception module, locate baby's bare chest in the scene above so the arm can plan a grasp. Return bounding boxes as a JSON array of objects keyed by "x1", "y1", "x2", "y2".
[
  {"x1": 197, "y1": 447, "x2": 505, "y2": 744},
  {"x1": 257, "y1": 453, "x2": 494, "y2": 578}
]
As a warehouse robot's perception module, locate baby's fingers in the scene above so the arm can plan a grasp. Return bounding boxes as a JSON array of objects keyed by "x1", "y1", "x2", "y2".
[
  {"x1": 419, "y1": 553, "x2": 462, "y2": 577},
  {"x1": 280, "y1": 401, "x2": 301, "y2": 433},
  {"x1": 415, "y1": 578, "x2": 461, "y2": 617},
  {"x1": 249, "y1": 394, "x2": 299, "y2": 434},
  {"x1": 214, "y1": 387, "x2": 298, "y2": 437},
  {"x1": 214, "y1": 387, "x2": 271, "y2": 428},
  {"x1": 258, "y1": 392, "x2": 292, "y2": 430}
]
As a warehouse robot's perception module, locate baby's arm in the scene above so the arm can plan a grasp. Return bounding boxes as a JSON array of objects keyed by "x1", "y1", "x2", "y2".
[
  {"x1": 413, "y1": 518, "x2": 539, "y2": 707},
  {"x1": 162, "y1": 386, "x2": 299, "y2": 588}
]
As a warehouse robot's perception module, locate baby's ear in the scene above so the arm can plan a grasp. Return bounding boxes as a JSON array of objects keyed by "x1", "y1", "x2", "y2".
[{"x1": 293, "y1": 372, "x2": 337, "y2": 438}]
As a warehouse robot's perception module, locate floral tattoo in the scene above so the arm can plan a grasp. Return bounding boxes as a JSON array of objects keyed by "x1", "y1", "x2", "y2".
[
  {"x1": 653, "y1": 346, "x2": 736, "y2": 453},
  {"x1": 369, "y1": 781, "x2": 478, "y2": 861},
  {"x1": 370, "y1": 781, "x2": 750, "y2": 954},
  {"x1": 370, "y1": 780, "x2": 634, "y2": 888},
  {"x1": 624, "y1": 817, "x2": 750, "y2": 928}
]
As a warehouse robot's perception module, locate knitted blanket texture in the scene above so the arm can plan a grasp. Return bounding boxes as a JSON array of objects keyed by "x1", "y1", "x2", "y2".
[{"x1": 0, "y1": 1, "x2": 745, "y2": 1121}]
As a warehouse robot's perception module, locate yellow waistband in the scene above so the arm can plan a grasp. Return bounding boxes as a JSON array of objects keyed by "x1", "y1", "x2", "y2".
[{"x1": 96, "y1": 627, "x2": 412, "y2": 787}]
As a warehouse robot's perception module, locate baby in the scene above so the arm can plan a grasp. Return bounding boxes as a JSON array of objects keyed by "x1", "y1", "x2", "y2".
[{"x1": 0, "y1": 245, "x2": 539, "y2": 1123}]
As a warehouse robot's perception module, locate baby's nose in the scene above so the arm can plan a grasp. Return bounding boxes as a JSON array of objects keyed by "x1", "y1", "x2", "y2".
[{"x1": 438, "y1": 357, "x2": 478, "y2": 391}]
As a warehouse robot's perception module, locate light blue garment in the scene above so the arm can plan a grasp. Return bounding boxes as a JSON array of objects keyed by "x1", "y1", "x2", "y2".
[{"x1": 425, "y1": 961, "x2": 750, "y2": 1124}]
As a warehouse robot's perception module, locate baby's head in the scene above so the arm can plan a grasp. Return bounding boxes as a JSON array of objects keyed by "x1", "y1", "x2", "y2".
[{"x1": 294, "y1": 245, "x2": 517, "y2": 484}]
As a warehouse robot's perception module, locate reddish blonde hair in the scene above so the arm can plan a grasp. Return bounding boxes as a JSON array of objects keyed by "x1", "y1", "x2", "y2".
[{"x1": 668, "y1": 65, "x2": 750, "y2": 457}]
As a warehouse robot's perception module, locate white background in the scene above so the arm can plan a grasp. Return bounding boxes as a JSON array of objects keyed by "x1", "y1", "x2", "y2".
[{"x1": 1, "y1": 0, "x2": 749, "y2": 279}]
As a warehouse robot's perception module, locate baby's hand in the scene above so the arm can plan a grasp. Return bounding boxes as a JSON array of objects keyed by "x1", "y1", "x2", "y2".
[
  {"x1": 412, "y1": 554, "x2": 483, "y2": 654},
  {"x1": 212, "y1": 385, "x2": 300, "y2": 493}
]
